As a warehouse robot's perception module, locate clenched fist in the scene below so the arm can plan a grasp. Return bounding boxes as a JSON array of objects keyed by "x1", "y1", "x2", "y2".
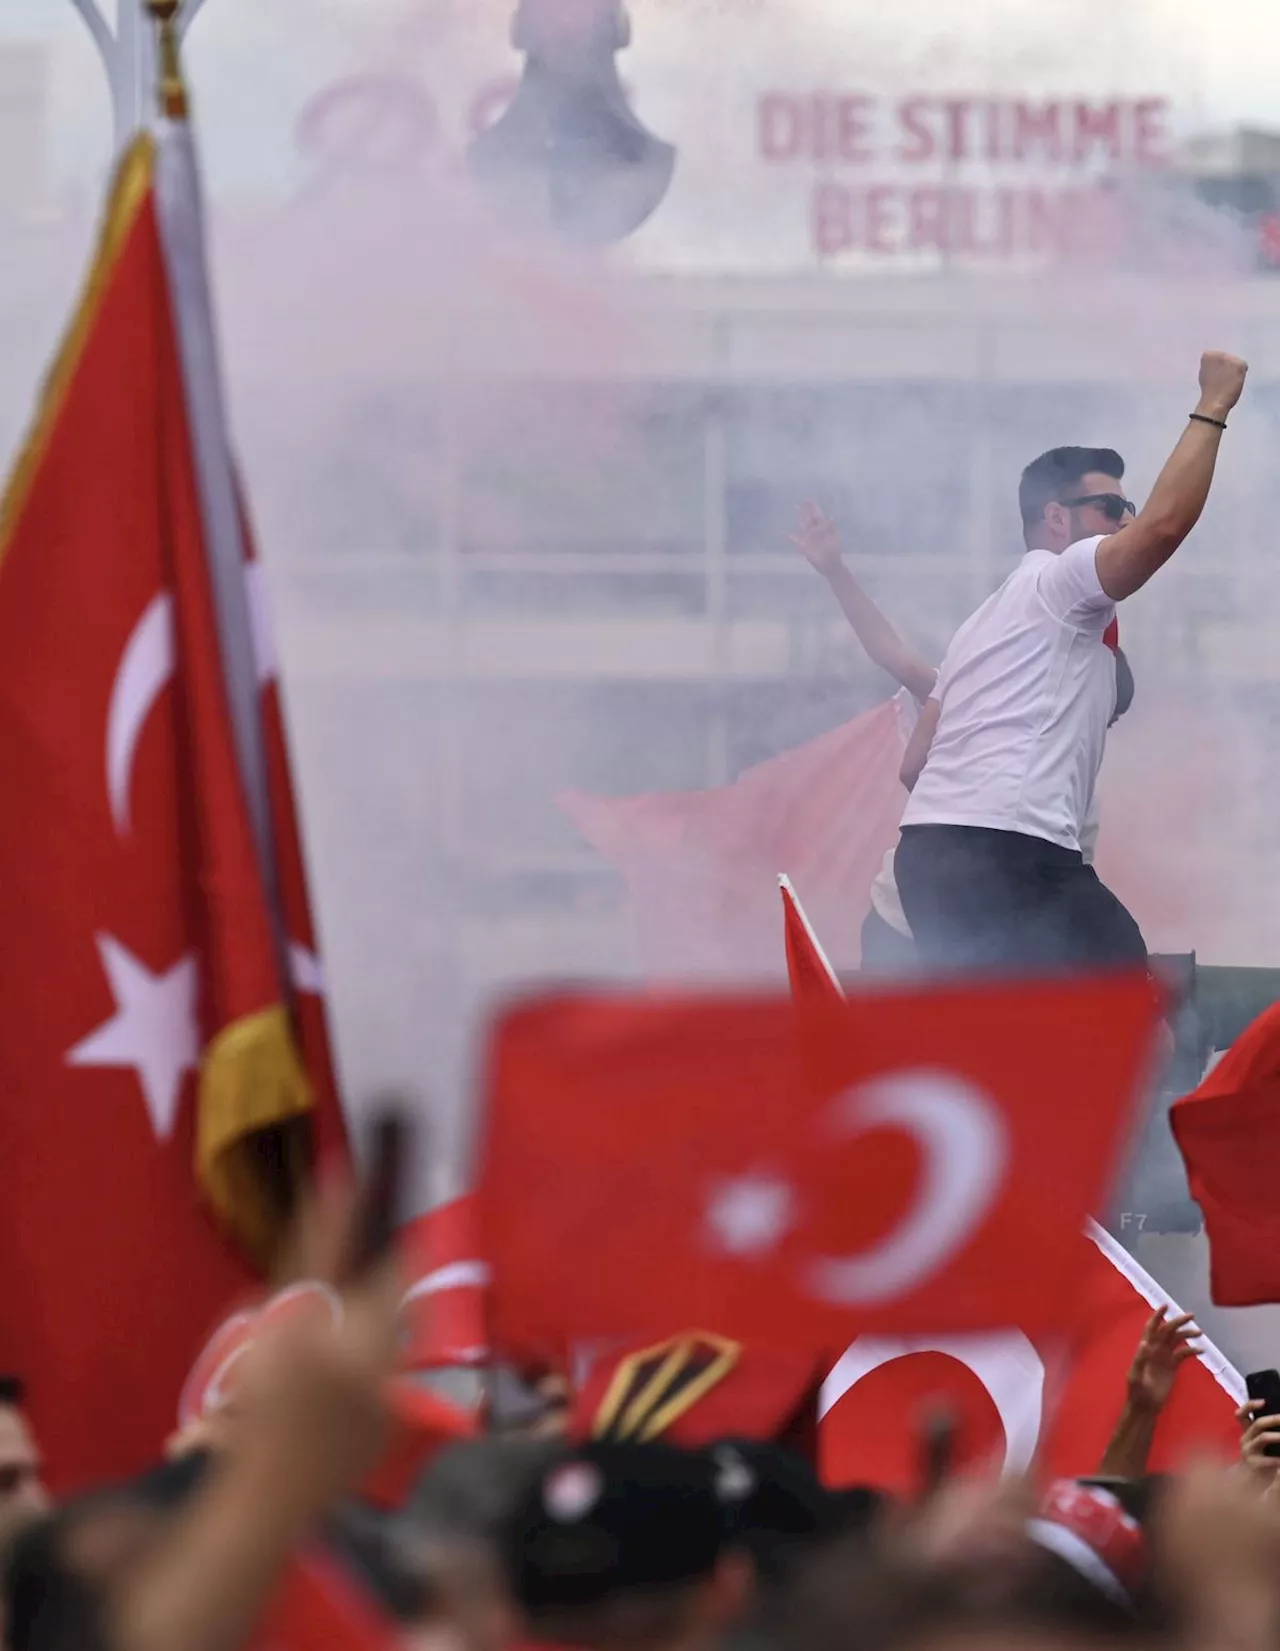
[{"x1": 1198, "y1": 351, "x2": 1248, "y2": 420}]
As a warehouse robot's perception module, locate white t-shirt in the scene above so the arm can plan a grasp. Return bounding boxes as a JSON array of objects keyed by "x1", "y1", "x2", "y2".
[{"x1": 900, "y1": 537, "x2": 1116, "y2": 853}]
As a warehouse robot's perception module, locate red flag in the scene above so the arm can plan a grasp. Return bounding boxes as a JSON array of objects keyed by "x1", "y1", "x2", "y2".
[
  {"x1": 781, "y1": 874, "x2": 846, "y2": 1008},
  {"x1": 819, "y1": 1220, "x2": 1243, "y2": 1492},
  {"x1": 1171, "y1": 1002, "x2": 1280, "y2": 1306},
  {"x1": 559, "y1": 696, "x2": 909, "y2": 978},
  {"x1": 0, "y1": 124, "x2": 346, "y2": 1488},
  {"x1": 400, "y1": 1195, "x2": 492, "y2": 1369},
  {"x1": 177, "y1": 1277, "x2": 475, "y2": 1508},
  {"x1": 359, "y1": 1380, "x2": 478, "y2": 1509},
  {"x1": 478, "y1": 978, "x2": 1160, "y2": 1352}
]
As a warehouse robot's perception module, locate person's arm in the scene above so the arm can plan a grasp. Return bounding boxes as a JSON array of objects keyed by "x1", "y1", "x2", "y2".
[
  {"x1": 789, "y1": 503, "x2": 938, "y2": 702},
  {"x1": 1095, "y1": 352, "x2": 1247, "y2": 602},
  {"x1": 1097, "y1": 1308, "x2": 1201, "y2": 1477},
  {"x1": 108, "y1": 1193, "x2": 400, "y2": 1651},
  {"x1": 900, "y1": 698, "x2": 940, "y2": 792}
]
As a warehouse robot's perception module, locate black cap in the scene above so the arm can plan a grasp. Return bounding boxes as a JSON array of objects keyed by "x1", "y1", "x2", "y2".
[
  {"x1": 708, "y1": 1439, "x2": 854, "y2": 1579},
  {"x1": 501, "y1": 1442, "x2": 727, "y2": 1613}
]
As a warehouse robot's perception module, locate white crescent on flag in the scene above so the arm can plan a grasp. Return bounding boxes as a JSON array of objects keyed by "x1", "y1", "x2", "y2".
[{"x1": 806, "y1": 1069, "x2": 1008, "y2": 1305}]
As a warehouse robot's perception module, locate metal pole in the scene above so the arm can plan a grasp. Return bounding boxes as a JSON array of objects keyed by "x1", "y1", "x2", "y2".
[{"x1": 67, "y1": 0, "x2": 210, "y2": 151}]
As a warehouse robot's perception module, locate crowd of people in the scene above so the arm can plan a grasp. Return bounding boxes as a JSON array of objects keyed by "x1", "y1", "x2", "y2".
[
  {"x1": 4, "y1": 1180, "x2": 1280, "y2": 1651},
  {"x1": 0, "y1": 353, "x2": 1270, "y2": 1651}
]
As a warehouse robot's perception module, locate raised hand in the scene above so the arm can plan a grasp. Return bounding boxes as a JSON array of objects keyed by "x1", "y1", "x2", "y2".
[
  {"x1": 1198, "y1": 351, "x2": 1248, "y2": 419},
  {"x1": 1126, "y1": 1307, "x2": 1201, "y2": 1414},
  {"x1": 1238, "y1": 1400, "x2": 1280, "y2": 1494},
  {"x1": 245, "y1": 1173, "x2": 400, "y2": 1499},
  {"x1": 787, "y1": 500, "x2": 843, "y2": 577}
]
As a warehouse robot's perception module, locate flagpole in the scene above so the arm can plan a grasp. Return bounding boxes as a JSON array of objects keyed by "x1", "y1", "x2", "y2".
[
  {"x1": 140, "y1": 0, "x2": 322, "y2": 1242},
  {"x1": 147, "y1": 0, "x2": 189, "y2": 121},
  {"x1": 67, "y1": 0, "x2": 210, "y2": 152}
]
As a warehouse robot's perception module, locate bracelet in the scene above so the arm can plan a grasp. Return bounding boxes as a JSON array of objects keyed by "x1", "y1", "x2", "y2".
[{"x1": 1190, "y1": 412, "x2": 1228, "y2": 430}]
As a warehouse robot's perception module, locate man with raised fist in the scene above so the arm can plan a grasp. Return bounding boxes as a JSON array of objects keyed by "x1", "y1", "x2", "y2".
[{"x1": 894, "y1": 351, "x2": 1248, "y2": 976}]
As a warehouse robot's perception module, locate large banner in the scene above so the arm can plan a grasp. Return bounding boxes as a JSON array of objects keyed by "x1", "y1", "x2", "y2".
[{"x1": 279, "y1": 0, "x2": 1211, "y2": 273}]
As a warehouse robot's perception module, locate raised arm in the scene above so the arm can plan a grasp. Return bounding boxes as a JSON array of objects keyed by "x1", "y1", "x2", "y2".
[
  {"x1": 1095, "y1": 352, "x2": 1248, "y2": 602},
  {"x1": 789, "y1": 503, "x2": 938, "y2": 702},
  {"x1": 1097, "y1": 1308, "x2": 1201, "y2": 1478}
]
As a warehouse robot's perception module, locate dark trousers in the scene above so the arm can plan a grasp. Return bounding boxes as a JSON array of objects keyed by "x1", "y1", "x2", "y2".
[
  {"x1": 860, "y1": 906, "x2": 919, "y2": 976},
  {"x1": 895, "y1": 824, "x2": 1147, "y2": 976}
]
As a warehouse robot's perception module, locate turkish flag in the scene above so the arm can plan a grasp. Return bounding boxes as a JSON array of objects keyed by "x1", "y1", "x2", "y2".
[
  {"x1": 819, "y1": 1219, "x2": 1243, "y2": 1493},
  {"x1": 175, "y1": 1277, "x2": 474, "y2": 1509},
  {"x1": 478, "y1": 978, "x2": 1160, "y2": 1352},
  {"x1": 1171, "y1": 1002, "x2": 1280, "y2": 1306},
  {"x1": 559, "y1": 695, "x2": 910, "y2": 979},
  {"x1": 399, "y1": 1195, "x2": 492, "y2": 1369},
  {"x1": 0, "y1": 122, "x2": 346, "y2": 1488}
]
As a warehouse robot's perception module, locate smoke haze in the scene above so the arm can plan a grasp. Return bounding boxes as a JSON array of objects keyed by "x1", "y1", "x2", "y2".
[{"x1": 4, "y1": 0, "x2": 1280, "y2": 1351}]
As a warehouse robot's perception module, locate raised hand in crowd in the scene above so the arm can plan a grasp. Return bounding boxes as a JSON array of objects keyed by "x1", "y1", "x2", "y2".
[
  {"x1": 103, "y1": 1167, "x2": 402, "y2": 1651},
  {"x1": 1236, "y1": 1401, "x2": 1280, "y2": 1498},
  {"x1": 1098, "y1": 1309, "x2": 1201, "y2": 1479},
  {"x1": 1128, "y1": 1310, "x2": 1202, "y2": 1413}
]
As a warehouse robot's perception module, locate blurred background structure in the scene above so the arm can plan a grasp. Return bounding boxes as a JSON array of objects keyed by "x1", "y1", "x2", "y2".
[{"x1": 4, "y1": 0, "x2": 1280, "y2": 1357}]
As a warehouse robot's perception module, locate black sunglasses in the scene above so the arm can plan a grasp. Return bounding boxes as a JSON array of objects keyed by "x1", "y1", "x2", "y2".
[{"x1": 1060, "y1": 492, "x2": 1136, "y2": 523}]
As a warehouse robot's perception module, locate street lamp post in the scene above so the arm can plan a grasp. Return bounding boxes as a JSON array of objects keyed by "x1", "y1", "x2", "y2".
[{"x1": 68, "y1": 0, "x2": 209, "y2": 151}]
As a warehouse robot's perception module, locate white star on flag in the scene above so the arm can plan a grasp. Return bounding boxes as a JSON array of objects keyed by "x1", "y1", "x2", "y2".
[
  {"x1": 66, "y1": 936, "x2": 200, "y2": 1141},
  {"x1": 705, "y1": 1173, "x2": 797, "y2": 1257}
]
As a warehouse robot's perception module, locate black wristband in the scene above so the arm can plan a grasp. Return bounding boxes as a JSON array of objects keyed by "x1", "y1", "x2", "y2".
[{"x1": 1190, "y1": 412, "x2": 1228, "y2": 430}]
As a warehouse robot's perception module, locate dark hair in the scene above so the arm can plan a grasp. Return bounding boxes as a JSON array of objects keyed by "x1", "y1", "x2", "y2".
[
  {"x1": 0, "y1": 1375, "x2": 26, "y2": 1408},
  {"x1": 1019, "y1": 446, "x2": 1125, "y2": 531}
]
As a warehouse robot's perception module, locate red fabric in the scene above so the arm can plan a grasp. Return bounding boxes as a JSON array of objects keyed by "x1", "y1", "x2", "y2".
[
  {"x1": 0, "y1": 153, "x2": 255, "y2": 1489},
  {"x1": 1036, "y1": 1479, "x2": 1145, "y2": 1595},
  {"x1": 1103, "y1": 619, "x2": 1120, "y2": 652},
  {"x1": 559, "y1": 698, "x2": 907, "y2": 978},
  {"x1": 360, "y1": 1379, "x2": 478, "y2": 1509},
  {"x1": 177, "y1": 1278, "x2": 474, "y2": 1508},
  {"x1": 1171, "y1": 1002, "x2": 1280, "y2": 1306},
  {"x1": 781, "y1": 878, "x2": 846, "y2": 1008},
  {"x1": 0, "y1": 142, "x2": 345, "y2": 1491},
  {"x1": 818, "y1": 1222, "x2": 1243, "y2": 1493},
  {"x1": 399, "y1": 1195, "x2": 491, "y2": 1368},
  {"x1": 478, "y1": 978, "x2": 1160, "y2": 1353},
  {"x1": 571, "y1": 1337, "x2": 824, "y2": 1450},
  {"x1": 251, "y1": 1551, "x2": 398, "y2": 1651}
]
